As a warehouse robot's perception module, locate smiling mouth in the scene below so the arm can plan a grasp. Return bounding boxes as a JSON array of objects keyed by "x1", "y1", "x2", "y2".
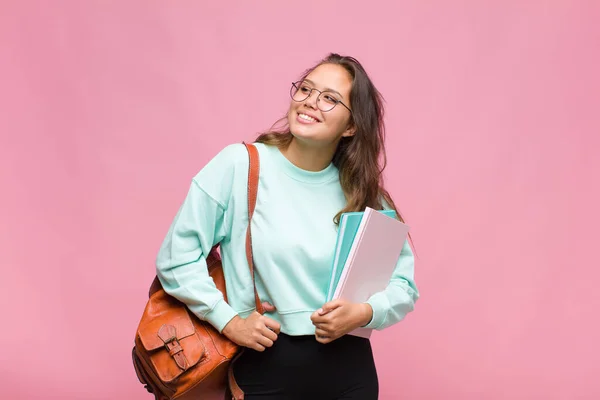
[{"x1": 298, "y1": 113, "x2": 320, "y2": 123}]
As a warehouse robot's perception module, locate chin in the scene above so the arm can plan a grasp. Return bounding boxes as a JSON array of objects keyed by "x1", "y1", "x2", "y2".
[{"x1": 289, "y1": 123, "x2": 318, "y2": 141}]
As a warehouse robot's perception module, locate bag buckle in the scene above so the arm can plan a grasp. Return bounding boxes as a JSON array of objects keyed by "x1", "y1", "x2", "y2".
[{"x1": 158, "y1": 324, "x2": 189, "y2": 371}]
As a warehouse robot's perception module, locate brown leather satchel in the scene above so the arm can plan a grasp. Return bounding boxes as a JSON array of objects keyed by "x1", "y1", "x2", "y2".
[{"x1": 132, "y1": 143, "x2": 264, "y2": 400}]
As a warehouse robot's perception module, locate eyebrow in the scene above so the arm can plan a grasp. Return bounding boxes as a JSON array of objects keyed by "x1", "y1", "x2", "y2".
[{"x1": 303, "y1": 79, "x2": 345, "y2": 99}]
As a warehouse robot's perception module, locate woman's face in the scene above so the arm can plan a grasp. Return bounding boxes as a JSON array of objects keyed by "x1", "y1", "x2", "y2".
[{"x1": 287, "y1": 63, "x2": 355, "y2": 146}]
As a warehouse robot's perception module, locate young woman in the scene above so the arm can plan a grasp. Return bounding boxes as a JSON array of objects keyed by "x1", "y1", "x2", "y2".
[{"x1": 156, "y1": 53, "x2": 419, "y2": 399}]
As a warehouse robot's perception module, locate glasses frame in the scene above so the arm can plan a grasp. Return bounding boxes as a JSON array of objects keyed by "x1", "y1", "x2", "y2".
[{"x1": 290, "y1": 81, "x2": 352, "y2": 113}]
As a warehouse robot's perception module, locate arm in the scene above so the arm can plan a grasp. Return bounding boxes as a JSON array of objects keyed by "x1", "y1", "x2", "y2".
[
  {"x1": 155, "y1": 144, "x2": 281, "y2": 351},
  {"x1": 155, "y1": 179, "x2": 238, "y2": 333}
]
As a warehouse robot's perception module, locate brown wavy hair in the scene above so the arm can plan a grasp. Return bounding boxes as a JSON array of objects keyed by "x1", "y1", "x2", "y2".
[{"x1": 256, "y1": 53, "x2": 409, "y2": 239}]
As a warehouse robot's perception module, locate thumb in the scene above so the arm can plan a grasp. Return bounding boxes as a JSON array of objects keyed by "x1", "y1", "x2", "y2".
[{"x1": 261, "y1": 301, "x2": 277, "y2": 313}]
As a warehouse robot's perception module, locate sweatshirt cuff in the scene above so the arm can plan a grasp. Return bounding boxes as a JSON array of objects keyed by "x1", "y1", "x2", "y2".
[
  {"x1": 364, "y1": 292, "x2": 389, "y2": 330},
  {"x1": 204, "y1": 299, "x2": 238, "y2": 333}
]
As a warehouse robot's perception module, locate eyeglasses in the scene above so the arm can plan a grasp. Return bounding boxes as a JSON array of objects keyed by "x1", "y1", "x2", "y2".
[{"x1": 290, "y1": 81, "x2": 352, "y2": 113}]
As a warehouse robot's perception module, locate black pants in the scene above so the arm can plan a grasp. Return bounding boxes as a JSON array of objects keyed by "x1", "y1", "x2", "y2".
[{"x1": 233, "y1": 333, "x2": 379, "y2": 399}]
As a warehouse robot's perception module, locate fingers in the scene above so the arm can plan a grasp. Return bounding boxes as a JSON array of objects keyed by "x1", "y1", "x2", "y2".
[
  {"x1": 315, "y1": 327, "x2": 339, "y2": 344},
  {"x1": 311, "y1": 307, "x2": 341, "y2": 325},
  {"x1": 262, "y1": 301, "x2": 277, "y2": 313},
  {"x1": 256, "y1": 334, "x2": 274, "y2": 349},
  {"x1": 251, "y1": 342, "x2": 266, "y2": 352},
  {"x1": 252, "y1": 315, "x2": 279, "y2": 351},
  {"x1": 233, "y1": 312, "x2": 280, "y2": 352},
  {"x1": 248, "y1": 328, "x2": 275, "y2": 352},
  {"x1": 313, "y1": 321, "x2": 331, "y2": 331},
  {"x1": 315, "y1": 327, "x2": 330, "y2": 338},
  {"x1": 262, "y1": 325, "x2": 278, "y2": 342},
  {"x1": 315, "y1": 323, "x2": 336, "y2": 335},
  {"x1": 315, "y1": 329, "x2": 333, "y2": 344},
  {"x1": 249, "y1": 329, "x2": 276, "y2": 352},
  {"x1": 321, "y1": 299, "x2": 343, "y2": 314},
  {"x1": 311, "y1": 311, "x2": 329, "y2": 324},
  {"x1": 313, "y1": 314, "x2": 342, "y2": 344},
  {"x1": 264, "y1": 316, "x2": 281, "y2": 334},
  {"x1": 312, "y1": 301, "x2": 344, "y2": 323}
]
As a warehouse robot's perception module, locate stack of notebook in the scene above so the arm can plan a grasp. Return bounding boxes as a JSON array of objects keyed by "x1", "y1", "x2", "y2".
[{"x1": 326, "y1": 207, "x2": 410, "y2": 338}]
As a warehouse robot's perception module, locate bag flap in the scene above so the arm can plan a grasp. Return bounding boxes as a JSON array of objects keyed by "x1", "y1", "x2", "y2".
[
  {"x1": 136, "y1": 290, "x2": 208, "y2": 382},
  {"x1": 149, "y1": 331, "x2": 206, "y2": 382},
  {"x1": 137, "y1": 290, "x2": 196, "y2": 351}
]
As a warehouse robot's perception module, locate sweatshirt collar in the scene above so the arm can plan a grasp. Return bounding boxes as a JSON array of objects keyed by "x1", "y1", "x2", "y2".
[{"x1": 269, "y1": 144, "x2": 338, "y2": 184}]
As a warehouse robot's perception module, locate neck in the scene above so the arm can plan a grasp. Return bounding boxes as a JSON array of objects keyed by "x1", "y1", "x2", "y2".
[{"x1": 281, "y1": 137, "x2": 338, "y2": 172}]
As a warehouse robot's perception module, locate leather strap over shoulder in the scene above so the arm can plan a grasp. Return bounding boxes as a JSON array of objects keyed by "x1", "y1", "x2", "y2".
[
  {"x1": 228, "y1": 142, "x2": 263, "y2": 400},
  {"x1": 243, "y1": 142, "x2": 264, "y2": 315}
]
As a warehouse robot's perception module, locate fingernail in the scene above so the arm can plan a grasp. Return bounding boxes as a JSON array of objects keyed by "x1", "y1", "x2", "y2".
[{"x1": 318, "y1": 308, "x2": 324, "y2": 314}]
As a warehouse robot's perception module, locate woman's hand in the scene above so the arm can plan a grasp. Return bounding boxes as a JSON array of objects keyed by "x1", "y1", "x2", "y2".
[
  {"x1": 222, "y1": 311, "x2": 281, "y2": 352},
  {"x1": 310, "y1": 299, "x2": 373, "y2": 344}
]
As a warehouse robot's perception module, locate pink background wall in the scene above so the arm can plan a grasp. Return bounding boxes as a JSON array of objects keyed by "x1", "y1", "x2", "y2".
[{"x1": 1, "y1": 1, "x2": 599, "y2": 399}]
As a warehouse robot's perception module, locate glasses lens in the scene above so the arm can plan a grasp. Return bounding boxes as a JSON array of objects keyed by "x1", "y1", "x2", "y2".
[
  {"x1": 291, "y1": 81, "x2": 310, "y2": 102},
  {"x1": 290, "y1": 81, "x2": 341, "y2": 112},
  {"x1": 317, "y1": 92, "x2": 339, "y2": 112}
]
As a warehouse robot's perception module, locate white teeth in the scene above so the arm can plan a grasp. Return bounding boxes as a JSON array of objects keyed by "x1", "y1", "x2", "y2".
[{"x1": 299, "y1": 113, "x2": 317, "y2": 122}]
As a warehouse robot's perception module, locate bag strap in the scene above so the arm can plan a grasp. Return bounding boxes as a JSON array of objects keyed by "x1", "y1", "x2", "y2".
[
  {"x1": 243, "y1": 142, "x2": 264, "y2": 315},
  {"x1": 229, "y1": 143, "x2": 263, "y2": 400}
]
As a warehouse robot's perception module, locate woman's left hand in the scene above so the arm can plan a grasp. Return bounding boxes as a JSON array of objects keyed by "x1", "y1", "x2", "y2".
[{"x1": 310, "y1": 299, "x2": 373, "y2": 344}]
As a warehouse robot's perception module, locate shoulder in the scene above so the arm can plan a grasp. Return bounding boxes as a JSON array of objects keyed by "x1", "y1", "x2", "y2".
[
  {"x1": 189, "y1": 143, "x2": 254, "y2": 207},
  {"x1": 193, "y1": 143, "x2": 248, "y2": 181},
  {"x1": 190, "y1": 142, "x2": 275, "y2": 192},
  {"x1": 209, "y1": 142, "x2": 250, "y2": 167},
  {"x1": 192, "y1": 142, "x2": 277, "y2": 182},
  {"x1": 205, "y1": 142, "x2": 273, "y2": 167}
]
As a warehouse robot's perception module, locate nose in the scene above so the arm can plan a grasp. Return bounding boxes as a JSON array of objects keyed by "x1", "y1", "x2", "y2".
[{"x1": 303, "y1": 89, "x2": 319, "y2": 109}]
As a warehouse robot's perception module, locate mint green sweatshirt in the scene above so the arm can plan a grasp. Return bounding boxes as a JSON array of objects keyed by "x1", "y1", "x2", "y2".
[{"x1": 155, "y1": 143, "x2": 419, "y2": 336}]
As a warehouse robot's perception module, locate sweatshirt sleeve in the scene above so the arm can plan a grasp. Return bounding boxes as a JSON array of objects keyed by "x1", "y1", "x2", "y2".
[
  {"x1": 155, "y1": 145, "x2": 242, "y2": 333},
  {"x1": 363, "y1": 238, "x2": 420, "y2": 330}
]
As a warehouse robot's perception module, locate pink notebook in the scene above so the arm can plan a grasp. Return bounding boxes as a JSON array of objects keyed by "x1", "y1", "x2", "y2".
[{"x1": 332, "y1": 207, "x2": 410, "y2": 338}]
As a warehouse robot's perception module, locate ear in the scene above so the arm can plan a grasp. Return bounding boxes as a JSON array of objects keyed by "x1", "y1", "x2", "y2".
[{"x1": 341, "y1": 124, "x2": 356, "y2": 138}]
